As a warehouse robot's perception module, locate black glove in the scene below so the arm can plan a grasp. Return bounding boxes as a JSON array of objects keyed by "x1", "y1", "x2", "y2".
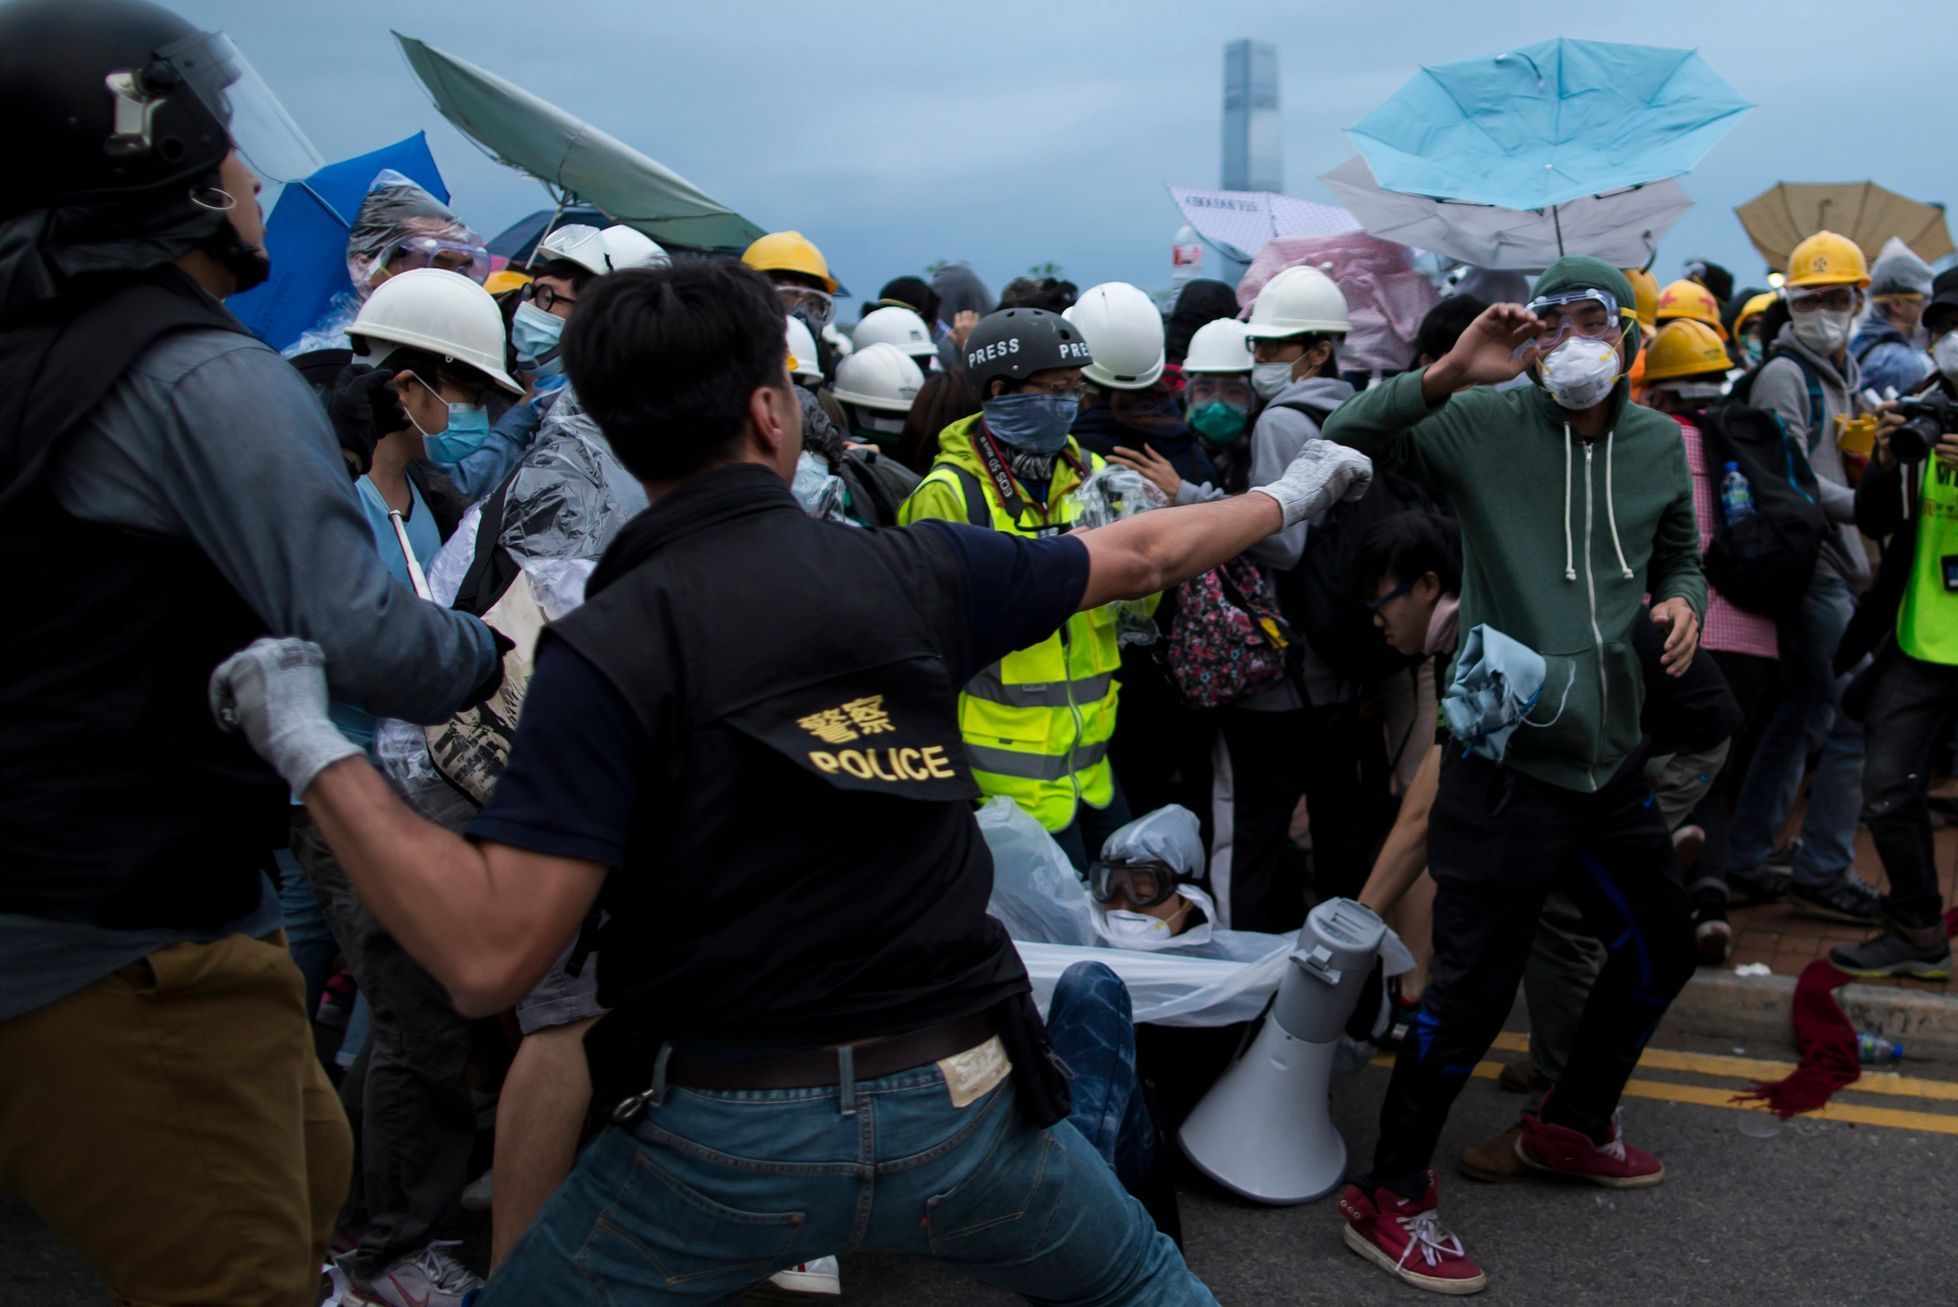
[{"x1": 327, "y1": 364, "x2": 409, "y2": 478}]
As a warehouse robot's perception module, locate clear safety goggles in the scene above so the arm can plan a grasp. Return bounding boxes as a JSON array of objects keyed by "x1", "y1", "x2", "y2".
[
  {"x1": 1786, "y1": 284, "x2": 1861, "y2": 314},
  {"x1": 1086, "y1": 858, "x2": 1182, "y2": 908},
  {"x1": 777, "y1": 284, "x2": 836, "y2": 329},
  {"x1": 381, "y1": 234, "x2": 491, "y2": 283},
  {"x1": 1524, "y1": 289, "x2": 1632, "y2": 352},
  {"x1": 149, "y1": 30, "x2": 323, "y2": 184},
  {"x1": 1185, "y1": 374, "x2": 1254, "y2": 408}
]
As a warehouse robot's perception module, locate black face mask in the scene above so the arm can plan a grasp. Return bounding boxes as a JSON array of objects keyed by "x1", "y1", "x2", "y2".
[{"x1": 203, "y1": 221, "x2": 270, "y2": 294}]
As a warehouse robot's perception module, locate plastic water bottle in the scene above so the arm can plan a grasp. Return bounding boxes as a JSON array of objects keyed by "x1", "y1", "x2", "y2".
[
  {"x1": 1720, "y1": 462, "x2": 1755, "y2": 522},
  {"x1": 1857, "y1": 1032, "x2": 1904, "y2": 1064}
]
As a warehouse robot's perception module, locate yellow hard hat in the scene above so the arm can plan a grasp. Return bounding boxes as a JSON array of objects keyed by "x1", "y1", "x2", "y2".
[
  {"x1": 1784, "y1": 230, "x2": 1870, "y2": 289},
  {"x1": 741, "y1": 230, "x2": 838, "y2": 292},
  {"x1": 1622, "y1": 268, "x2": 1659, "y2": 331},
  {"x1": 1655, "y1": 279, "x2": 1727, "y2": 340},
  {"x1": 483, "y1": 267, "x2": 532, "y2": 297},
  {"x1": 1644, "y1": 320, "x2": 1732, "y2": 383},
  {"x1": 1732, "y1": 291, "x2": 1777, "y2": 337}
]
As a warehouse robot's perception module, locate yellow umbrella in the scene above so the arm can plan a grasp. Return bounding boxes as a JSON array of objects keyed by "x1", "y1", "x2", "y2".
[{"x1": 1737, "y1": 181, "x2": 1952, "y2": 271}]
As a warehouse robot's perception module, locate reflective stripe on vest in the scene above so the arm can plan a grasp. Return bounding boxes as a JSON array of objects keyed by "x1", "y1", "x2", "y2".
[
  {"x1": 966, "y1": 665, "x2": 1116, "y2": 709},
  {"x1": 966, "y1": 735, "x2": 1112, "y2": 781}
]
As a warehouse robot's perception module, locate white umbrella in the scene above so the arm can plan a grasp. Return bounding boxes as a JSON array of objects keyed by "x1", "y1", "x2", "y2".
[
  {"x1": 1321, "y1": 156, "x2": 1690, "y2": 273},
  {"x1": 1168, "y1": 185, "x2": 1362, "y2": 262}
]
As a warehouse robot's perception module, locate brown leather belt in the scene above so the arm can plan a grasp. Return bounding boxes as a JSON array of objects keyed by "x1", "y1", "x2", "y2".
[{"x1": 666, "y1": 1012, "x2": 998, "y2": 1091}]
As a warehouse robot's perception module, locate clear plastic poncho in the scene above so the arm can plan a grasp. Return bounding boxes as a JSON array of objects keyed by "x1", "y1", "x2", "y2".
[
  {"x1": 979, "y1": 799, "x2": 1297, "y2": 1026},
  {"x1": 373, "y1": 389, "x2": 647, "y2": 826}
]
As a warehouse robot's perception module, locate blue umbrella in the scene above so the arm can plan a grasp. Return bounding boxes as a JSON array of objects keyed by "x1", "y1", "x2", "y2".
[
  {"x1": 229, "y1": 133, "x2": 451, "y2": 351},
  {"x1": 1350, "y1": 38, "x2": 1750, "y2": 212}
]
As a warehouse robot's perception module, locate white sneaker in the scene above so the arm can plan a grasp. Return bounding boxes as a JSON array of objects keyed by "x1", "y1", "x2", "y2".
[
  {"x1": 344, "y1": 1243, "x2": 484, "y2": 1307},
  {"x1": 460, "y1": 1168, "x2": 494, "y2": 1212},
  {"x1": 766, "y1": 1255, "x2": 841, "y2": 1296}
]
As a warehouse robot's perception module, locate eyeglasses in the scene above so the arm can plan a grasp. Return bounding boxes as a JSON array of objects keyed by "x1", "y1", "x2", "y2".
[
  {"x1": 380, "y1": 235, "x2": 490, "y2": 284},
  {"x1": 1367, "y1": 577, "x2": 1416, "y2": 614},
  {"x1": 1086, "y1": 858, "x2": 1182, "y2": 908},
  {"x1": 1787, "y1": 286, "x2": 1860, "y2": 314},
  {"x1": 523, "y1": 282, "x2": 578, "y2": 313},
  {"x1": 1248, "y1": 337, "x2": 1309, "y2": 363},
  {"x1": 1017, "y1": 376, "x2": 1085, "y2": 399}
]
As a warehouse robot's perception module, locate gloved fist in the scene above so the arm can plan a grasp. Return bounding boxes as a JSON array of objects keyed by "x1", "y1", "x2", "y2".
[
  {"x1": 209, "y1": 637, "x2": 361, "y2": 795},
  {"x1": 1252, "y1": 439, "x2": 1374, "y2": 527},
  {"x1": 327, "y1": 365, "x2": 409, "y2": 479}
]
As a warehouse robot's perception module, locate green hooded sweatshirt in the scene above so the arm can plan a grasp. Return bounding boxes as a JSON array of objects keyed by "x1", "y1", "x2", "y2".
[{"x1": 1324, "y1": 256, "x2": 1706, "y2": 793}]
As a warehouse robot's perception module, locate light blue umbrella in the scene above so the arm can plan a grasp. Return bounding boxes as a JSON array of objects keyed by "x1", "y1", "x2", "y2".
[{"x1": 1350, "y1": 38, "x2": 1751, "y2": 212}]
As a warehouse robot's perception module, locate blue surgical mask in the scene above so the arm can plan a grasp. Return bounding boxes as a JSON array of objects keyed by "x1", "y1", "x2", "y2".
[
  {"x1": 982, "y1": 391, "x2": 1079, "y2": 454},
  {"x1": 420, "y1": 402, "x2": 490, "y2": 466},
  {"x1": 512, "y1": 300, "x2": 566, "y2": 375}
]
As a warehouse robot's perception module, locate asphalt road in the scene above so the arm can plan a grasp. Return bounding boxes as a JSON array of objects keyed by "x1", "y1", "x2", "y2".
[{"x1": 7, "y1": 1030, "x2": 1955, "y2": 1305}]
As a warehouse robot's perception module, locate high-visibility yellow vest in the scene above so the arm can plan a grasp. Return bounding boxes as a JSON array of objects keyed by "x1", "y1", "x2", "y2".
[
  {"x1": 1898, "y1": 457, "x2": 1958, "y2": 666},
  {"x1": 899, "y1": 414, "x2": 1122, "y2": 831}
]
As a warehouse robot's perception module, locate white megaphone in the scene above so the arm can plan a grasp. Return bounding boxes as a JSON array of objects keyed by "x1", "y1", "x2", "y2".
[{"x1": 1177, "y1": 897, "x2": 1386, "y2": 1204}]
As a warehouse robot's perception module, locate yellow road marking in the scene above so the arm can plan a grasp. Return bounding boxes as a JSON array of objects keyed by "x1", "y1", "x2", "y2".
[
  {"x1": 1484, "y1": 1031, "x2": 1958, "y2": 1104},
  {"x1": 1365, "y1": 1041, "x2": 1958, "y2": 1134}
]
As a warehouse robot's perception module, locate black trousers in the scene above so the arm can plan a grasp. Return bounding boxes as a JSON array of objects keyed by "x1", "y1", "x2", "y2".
[
  {"x1": 1855, "y1": 646, "x2": 1958, "y2": 929},
  {"x1": 1370, "y1": 749, "x2": 1696, "y2": 1193},
  {"x1": 1212, "y1": 701, "x2": 1390, "y2": 934},
  {"x1": 1684, "y1": 650, "x2": 1780, "y2": 896}
]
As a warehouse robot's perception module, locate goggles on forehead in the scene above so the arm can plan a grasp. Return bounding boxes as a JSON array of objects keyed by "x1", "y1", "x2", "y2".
[
  {"x1": 381, "y1": 235, "x2": 491, "y2": 284},
  {"x1": 1086, "y1": 858, "x2": 1183, "y2": 908},
  {"x1": 1524, "y1": 288, "x2": 1636, "y2": 352}
]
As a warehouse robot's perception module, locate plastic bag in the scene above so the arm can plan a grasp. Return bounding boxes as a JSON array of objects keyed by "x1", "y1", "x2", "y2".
[
  {"x1": 345, "y1": 169, "x2": 484, "y2": 295},
  {"x1": 977, "y1": 799, "x2": 1299, "y2": 1026},
  {"x1": 1065, "y1": 464, "x2": 1166, "y2": 647}
]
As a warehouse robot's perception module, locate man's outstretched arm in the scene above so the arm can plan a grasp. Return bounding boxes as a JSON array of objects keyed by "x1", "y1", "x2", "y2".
[{"x1": 1074, "y1": 438, "x2": 1371, "y2": 609}]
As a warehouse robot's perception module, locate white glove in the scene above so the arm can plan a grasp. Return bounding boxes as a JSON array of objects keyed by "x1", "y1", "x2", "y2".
[
  {"x1": 209, "y1": 637, "x2": 362, "y2": 795},
  {"x1": 1251, "y1": 440, "x2": 1374, "y2": 527}
]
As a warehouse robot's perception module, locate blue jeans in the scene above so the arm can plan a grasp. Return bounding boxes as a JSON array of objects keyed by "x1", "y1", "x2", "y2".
[
  {"x1": 1046, "y1": 963, "x2": 1156, "y2": 1194},
  {"x1": 483, "y1": 1046, "x2": 1214, "y2": 1305},
  {"x1": 274, "y1": 847, "x2": 337, "y2": 1016},
  {"x1": 1730, "y1": 571, "x2": 1865, "y2": 886}
]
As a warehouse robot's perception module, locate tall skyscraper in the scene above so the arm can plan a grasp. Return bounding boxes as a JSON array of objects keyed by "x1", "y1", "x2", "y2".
[{"x1": 1222, "y1": 39, "x2": 1281, "y2": 193}]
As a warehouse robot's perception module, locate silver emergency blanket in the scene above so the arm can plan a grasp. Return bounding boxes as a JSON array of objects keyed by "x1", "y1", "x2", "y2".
[{"x1": 374, "y1": 390, "x2": 646, "y2": 826}]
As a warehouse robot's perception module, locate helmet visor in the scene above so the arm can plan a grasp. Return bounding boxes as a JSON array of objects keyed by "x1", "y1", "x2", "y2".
[{"x1": 159, "y1": 31, "x2": 322, "y2": 186}]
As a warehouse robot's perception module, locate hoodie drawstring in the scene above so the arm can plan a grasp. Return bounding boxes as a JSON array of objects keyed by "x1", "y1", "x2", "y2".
[
  {"x1": 1603, "y1": 428, "x2": 1634, "y2": 580},
  {"x1": 1561, "y1": 424, "x2": 1576, "y2": 581}
]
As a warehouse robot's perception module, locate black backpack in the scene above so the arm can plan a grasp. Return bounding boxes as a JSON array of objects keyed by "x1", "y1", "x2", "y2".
[
  {"x1": 1264, "y1": 400, "x2": 1436, "y2": 683},
  {"x1": 1695, "y1": 400, "x2": 1828, "y2": 619}
]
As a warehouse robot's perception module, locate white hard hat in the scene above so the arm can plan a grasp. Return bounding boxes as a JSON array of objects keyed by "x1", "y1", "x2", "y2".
[
  {"x1": 784, "y1": 314, "x2": 822, "y2": 382},
  {"x1": 600, "y1": 224, "x2": 671, "y2": 272},
  {"x1": 1182, "y1": 318, "x2": 1253, "y2": 374},
  {"x1": 831, "y1": 342, "x2": 923, "y2": 413},
  {"x1": 1244, "y1": 265, "x2": 1350, "y2": 339},
  {"x1": 1064, "y1": 281, "x2": 1165, "y2": 389},
  {"x1": 854, "y1": 305, "x2": 937, "y2": 363},
  {"x1": 350, "y1": 267, "x2": 521, "y2": 395},
  {"x1": 535, "y1": 224, "x2": 613, "y2": 277}
]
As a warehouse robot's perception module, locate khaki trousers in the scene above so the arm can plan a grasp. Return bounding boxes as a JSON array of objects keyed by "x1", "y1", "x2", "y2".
[{"x1": 0, "y1": 930, "x2": 351, "y2": 1306}]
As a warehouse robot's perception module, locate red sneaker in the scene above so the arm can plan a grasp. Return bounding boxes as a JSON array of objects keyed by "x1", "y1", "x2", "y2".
[
  {"x1": 1516, "y1": 1108, "x2": 1664, "y2": 1188},
  {"x1": 1338, "y1": 1171, "x2": 1487, "y2": 1295}
]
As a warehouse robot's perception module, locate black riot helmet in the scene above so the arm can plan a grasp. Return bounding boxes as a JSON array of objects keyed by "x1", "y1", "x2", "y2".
[
  {"x1": 962, "y1": 308, "x2": 1094, "y2": 396},
  {"x1": 0, "y1": 0, "x2": 311, "y2": 218}
]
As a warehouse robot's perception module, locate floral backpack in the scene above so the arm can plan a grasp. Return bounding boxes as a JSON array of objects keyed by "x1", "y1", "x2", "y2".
[{"x1": 1163, "y1": 557, "x2": 1293, "y2": 708}]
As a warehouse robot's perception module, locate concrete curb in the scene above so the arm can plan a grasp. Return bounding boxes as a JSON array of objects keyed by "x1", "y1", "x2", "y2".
[{"x1": 1656, "y1": 971, "x2": 1958, "y2": 1062}]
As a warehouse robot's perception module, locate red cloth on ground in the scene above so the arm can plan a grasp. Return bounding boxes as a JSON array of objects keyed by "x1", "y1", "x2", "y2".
[{"x1": 1737, "y1": 907, "x2": 1958, "y2": 1118}]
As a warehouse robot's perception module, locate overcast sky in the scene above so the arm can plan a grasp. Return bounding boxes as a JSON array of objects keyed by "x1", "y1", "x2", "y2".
[{"x1": 179, "y1": 0, "x2": 1951, "y2": 312}]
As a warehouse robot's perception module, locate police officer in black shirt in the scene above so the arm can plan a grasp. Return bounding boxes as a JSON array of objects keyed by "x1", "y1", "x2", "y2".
[{"x1": 211, "y1": 260, "x2": 1372, "y2": 1303}]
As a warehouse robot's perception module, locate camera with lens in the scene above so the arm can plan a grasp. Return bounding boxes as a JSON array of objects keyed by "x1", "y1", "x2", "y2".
[{"x1": 1891, "y1": 390, "x2": 1958, "y2": 464}]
